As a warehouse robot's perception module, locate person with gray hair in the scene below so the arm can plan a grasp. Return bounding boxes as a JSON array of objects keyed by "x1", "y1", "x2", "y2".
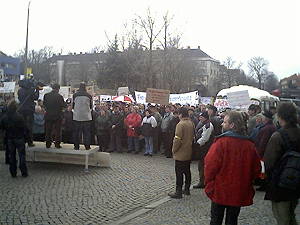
[{"x1": 204, "y1": 111, "x2": 261, "y2": 225}]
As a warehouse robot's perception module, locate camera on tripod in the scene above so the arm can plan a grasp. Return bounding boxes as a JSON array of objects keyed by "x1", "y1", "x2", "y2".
[{"x1": 19, "y1": 74, "x2": 45, "y2": 90}]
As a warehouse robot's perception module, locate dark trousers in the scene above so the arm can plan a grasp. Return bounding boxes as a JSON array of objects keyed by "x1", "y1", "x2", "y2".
[
  {"x1": 73, "y1": 121, "x2": 91, "y2": 148},
  {"x1": 97, "y1": 133, "x2": 110, "y2": 151},
  {"x1": 45, "y1": 119, "x2": 62, "y2": 146},
  {"x1": 198, "y1": 157, "x2": 205, "y2": 185},
  {"x1": 62, "y1": 130, "x2": 73, "y2": 144},
  {"x1": 162, "y1": 132, "x2": 172, "y2": 157},
  {"x1": 110, "y1": 130, "x2": 122, "y2": 152},
  {"x1": 8, "y1": 138, "x2": 27, "y2": 176},
  {"x1": 127, "y1": 136, "x2": 139, "y2": 152},
  {"x1": 175, "y1": 160, "x2": 191, "y2": 188},
  {"x1": 210, "y1": 202, "x2": 241, "y2": 225},
  {"x1": 33, "y1": 133, "x2": 45, "y2": 142},
  {"x1": 22, "y1": 113, "x2": 34, "y2": 145},
  {"x1": 153, "y1": 127, "x2": 161, "y2": 153}
]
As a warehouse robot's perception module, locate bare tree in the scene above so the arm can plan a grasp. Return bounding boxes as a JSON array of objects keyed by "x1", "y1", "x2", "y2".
[
  {"x1": 134, "y1": 8, "x2": 164, "y2": 88},
  {"x1": 248, "y1": 57, "x2": 269, "y2": 89}
]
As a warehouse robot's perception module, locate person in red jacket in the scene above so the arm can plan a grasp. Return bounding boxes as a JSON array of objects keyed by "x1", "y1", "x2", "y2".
[
  {"x1": 204, "y1": 111, "x2": 261, "y2": 225},
  {"x1": 124, "y1": 106, "x2": 142, "y2": 153}
]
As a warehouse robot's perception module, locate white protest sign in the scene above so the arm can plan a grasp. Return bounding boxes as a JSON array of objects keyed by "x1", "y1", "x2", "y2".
[
  {"x1": 59, "y1": 86, "x2": 71, "y2": 100},
  {"x1": 38, "y1": 86, "x2": 52, "y2": 100},
  {"x1": 227, "y1": 90, "x2": 251, "y2": 109},
  {"x1": 100, "y1": 95, "x2": 112, "y2": 102},
  {"x1": 0, "y1": 82, "x2": 16, "y2": 93},
  {"x1": 200, "y1": 97, "x2": 212, "y2": 105},
  {"x1": 214, "y1": 98, "x2": 230, "y2": 110},
  {"x1": 169, "y1": 91, "x2": 198, "y2": 106},
  {"x1": 135, "y1": 91, "x2": 147, "y2": 104},
  {"x1": 118, "y1": 87, "x2": 129, "y2": 96}
]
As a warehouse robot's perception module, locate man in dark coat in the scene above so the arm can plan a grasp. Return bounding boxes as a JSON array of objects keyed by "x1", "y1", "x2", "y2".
[
  {"x1": 43, "y1": 84, "x2": 67, "y2": 148},
  {"x1": 264, "y1": 103, "x2": 300, "y2": 225},
  {"x1": 0, "y1": 100, "x2": 29, "y2": 177},
  {"x1": 109, "y1": 106, "x2": 124, "y2": 153},
  {"x1": 17, "y1": 79, "x2": 40, "y2": 147}
]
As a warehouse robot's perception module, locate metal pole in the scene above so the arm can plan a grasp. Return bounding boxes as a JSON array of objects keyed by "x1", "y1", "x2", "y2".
[{"x1": 24, "y1": 1, "x2": 31, "y2": 75}]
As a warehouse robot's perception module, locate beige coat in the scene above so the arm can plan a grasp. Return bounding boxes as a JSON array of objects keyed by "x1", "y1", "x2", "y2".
[{"x1": 172, "y1": 117, "x2": 194, "y2": 161}]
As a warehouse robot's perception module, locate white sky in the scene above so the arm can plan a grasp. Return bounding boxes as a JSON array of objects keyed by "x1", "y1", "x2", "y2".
[{"x1": 1, "y1": 0, "x2": 299, "y2": 79}]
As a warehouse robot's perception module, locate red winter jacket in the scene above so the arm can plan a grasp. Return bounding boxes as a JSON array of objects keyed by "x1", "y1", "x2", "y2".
[
  {"x1": 204, "y1": 132, "x2": 261, "y2": 207},
  {"x1": 124, "y1": 113, "x2": 142, "y2": 137}
]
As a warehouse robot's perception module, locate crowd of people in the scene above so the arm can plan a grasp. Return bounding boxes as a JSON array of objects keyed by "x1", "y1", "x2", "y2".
[{"x1": 0, "y1": 81, "x2": 299, "y2": 225}]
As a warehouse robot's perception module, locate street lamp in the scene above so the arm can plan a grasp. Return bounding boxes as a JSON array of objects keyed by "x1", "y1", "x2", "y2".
[{"x1": 24, "y1": 1, "x2": 31, "y2": 75}]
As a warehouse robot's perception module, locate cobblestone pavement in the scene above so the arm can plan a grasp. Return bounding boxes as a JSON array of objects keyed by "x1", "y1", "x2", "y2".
[{"x1": 0, "y1": 150, "x2": 299, "y2": 225}]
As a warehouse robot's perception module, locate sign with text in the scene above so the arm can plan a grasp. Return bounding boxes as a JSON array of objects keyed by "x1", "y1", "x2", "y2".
[
  {"x1": 146, "y1": 88, "x2": 170, "y2": 105},
  {"x1": 117, "y1": 87, "x2": 129, "y2": 96},
  {"x1": 214, "y1": 98, "x2": 230, "y2": 110},
  {"x1": 227, "y1": 90, "x2": 251, "y2": 109},
  {"x1": 169, "y1": 91, "x2": 198, "y2": 106},
  {"x1": 0, "y1": 82, "x2": 16, "y2": 93}
]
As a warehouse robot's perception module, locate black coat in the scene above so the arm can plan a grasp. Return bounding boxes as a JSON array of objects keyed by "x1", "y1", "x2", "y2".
[
  {"x1": 44, "y1": 91, "x2": 66, "y2": 121},
  {"x1": 18, "y1": 87, "x2": 39, "y2": 114},
  {"x1": 264, "y1": 126, "x2": 300, "y2": 201},
  {"x1": 0, "y1": 111, "x2": 29, "y2": 141}
]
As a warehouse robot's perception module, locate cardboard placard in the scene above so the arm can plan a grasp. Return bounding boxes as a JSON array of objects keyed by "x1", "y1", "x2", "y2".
[{"x1": 146, "y1": 88, "x2": 170, "y2": 105}]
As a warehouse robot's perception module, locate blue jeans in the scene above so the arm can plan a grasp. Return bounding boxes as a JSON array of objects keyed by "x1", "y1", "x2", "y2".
[
  {"x1": 8, "y1": 138, "x2": 28, "y2": 176},
  {"x1": 144, "y1": 136, "x2": 153, "y2": 154},
  {"x1": 127, "y1": 136, "x2": 139, "y2": 152}
]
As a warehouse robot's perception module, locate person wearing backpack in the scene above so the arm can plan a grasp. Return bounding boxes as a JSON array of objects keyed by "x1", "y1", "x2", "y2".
[{"x1": 264, "y1": 102, "x2": 300, "y2": 225}]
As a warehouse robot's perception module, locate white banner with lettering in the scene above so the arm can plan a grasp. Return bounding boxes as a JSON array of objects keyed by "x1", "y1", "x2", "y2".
[
  {"x1": 0, "y1": 82, "x2": 16, "y2": 93},
  {"x1": 135, "y1": 91, "x2": 198, "y2": 105}
]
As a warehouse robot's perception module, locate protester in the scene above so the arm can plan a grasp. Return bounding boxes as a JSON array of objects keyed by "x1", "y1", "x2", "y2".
[
  {"x1": 168, "y1": 107, "x2": 194, "y2": 199},
  {"x1": 188, "y1": 108, "x2": 199, "y2": 126},
  {"x1": 109, "y1": 106, "x2": 124, "y2": 153},
  {"x1": 32, "y1": 105, "x2": 45, "y2": 142},
  {"x1": 247, "y1": 104, "x2": 261, "y2": 135},
  {"x1": 95, "y1": 109, "x2": 111, "y2": 152},
  {"x1": 0, "y1": 100, "x2": 29, "y2": 178},
  {"x1": 150, "y1": 105, "x2": 162, "y2": 153},
  {"x1": 72, "y1": 82, "x2": 93, "y2": 150},
  {"x1": 141, "y1": 109, "x2": 157, "y2": 156},
  {"x1": 124, "y1": 106, "x2": 142, "y2": 153},
  {"x1": 166, "y1": 110, "x2": 180, "y2": 158},
  {"x1": 161, "y1": 105, "x2": 174, "y2": 157},
  {"x1": 17, "y1": 79, "x2": 40, "y2": 147},
  {"x1": 43, "y1": 84, "x2": 66, "y2": 148},
  {"x1": 207, "y1": 105, "x2": 222, "y2": 136},
  {"x1": 204, "y1": 111, "x2": 261, "y2": 225},
  {"x1": 193, "y1": 111, "x2": 215, "y2": 189},
  {"x1": 264, "y1": 102, "x2": 300, "y2": 225}
]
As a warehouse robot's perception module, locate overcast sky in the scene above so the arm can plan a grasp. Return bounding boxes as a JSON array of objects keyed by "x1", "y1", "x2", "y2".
[{"x1": 1, "y1": 0, "x2": 299, "y2": 79}]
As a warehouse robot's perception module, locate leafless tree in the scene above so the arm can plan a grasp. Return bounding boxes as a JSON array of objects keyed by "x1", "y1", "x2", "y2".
[
  {"x1": 248, "y1": 56, "x2": 269, "y2": 89},
  {"x1": 134, "y1": 8, "x2": 164, "y2": 88}
]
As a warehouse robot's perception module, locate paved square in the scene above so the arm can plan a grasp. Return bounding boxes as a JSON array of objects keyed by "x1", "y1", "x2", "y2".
[{"x1": 0, "y1": 151, "x2": 297, "y2": 225}]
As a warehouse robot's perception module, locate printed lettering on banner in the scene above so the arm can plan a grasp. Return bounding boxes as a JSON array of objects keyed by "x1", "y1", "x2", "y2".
[
  {"x1": 146, "y1": 88, "x2": 170, "y2": 105},
  {"x1": 214, "y1": 98, "x2": 229, "y2": 110},
  {"x1": 227, "y1": 90, "x2": 251, "y2": 109}
]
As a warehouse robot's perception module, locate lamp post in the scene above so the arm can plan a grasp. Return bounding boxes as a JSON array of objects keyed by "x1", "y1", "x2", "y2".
[{"x1": 24, "y1": 1, "x2": 31, "y2": 75}]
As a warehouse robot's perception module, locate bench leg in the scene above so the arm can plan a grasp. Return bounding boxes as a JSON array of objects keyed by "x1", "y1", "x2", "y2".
[{"x1": 84, "y1": 154, "x2": 89, "y2": 172}]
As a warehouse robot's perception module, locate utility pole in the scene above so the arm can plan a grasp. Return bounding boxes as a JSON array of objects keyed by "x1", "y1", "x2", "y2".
[{"x1": 24, "y1": 1, "x2": 31, "y2": 75}]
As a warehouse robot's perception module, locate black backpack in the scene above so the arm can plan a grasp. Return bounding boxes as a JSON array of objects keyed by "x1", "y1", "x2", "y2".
[{"x1": 271, "y1": 129, "x2": 300, "y2": 191}]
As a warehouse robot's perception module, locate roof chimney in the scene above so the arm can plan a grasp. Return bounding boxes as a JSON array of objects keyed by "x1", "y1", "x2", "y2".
[
  {"x1": 198, "y1": 46, "x2": 201, "y2": 49},
  {"x1": 187, "y1": 46, "x2": 190, "y2": 49}
]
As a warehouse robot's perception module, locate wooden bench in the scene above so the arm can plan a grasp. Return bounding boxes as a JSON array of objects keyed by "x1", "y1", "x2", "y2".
[{"x1": 26, "y1": 142, "x2": 111, "y2": 171}]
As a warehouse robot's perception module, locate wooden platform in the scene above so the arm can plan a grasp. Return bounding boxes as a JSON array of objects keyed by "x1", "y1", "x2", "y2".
[{"x1": 26, "y1": 142, "x2": 111, "y2": 171}]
